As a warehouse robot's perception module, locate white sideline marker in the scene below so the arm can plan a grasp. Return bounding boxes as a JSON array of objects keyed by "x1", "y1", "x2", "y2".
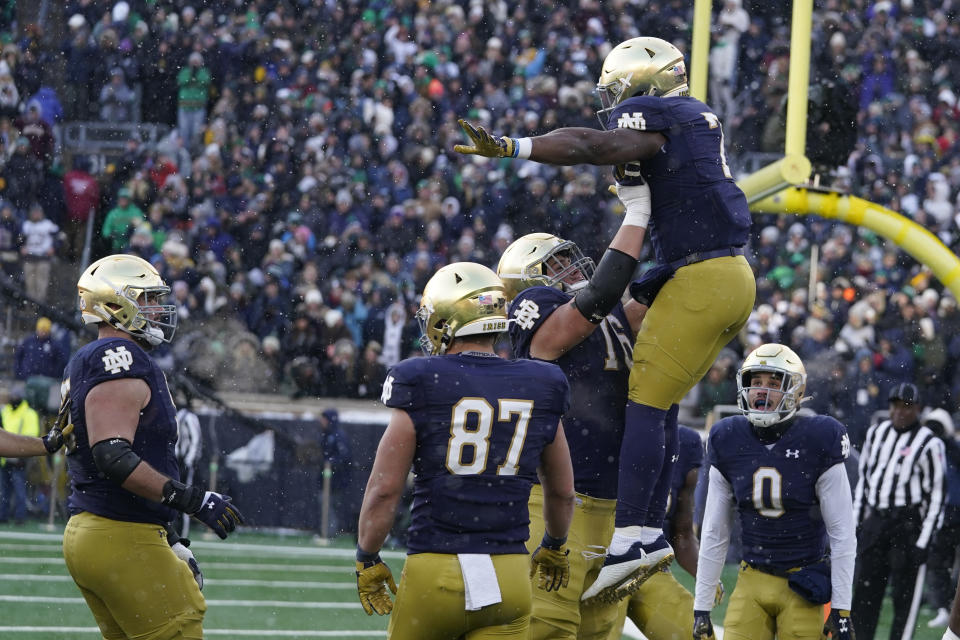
[{"x1": 0, "y1": 629, "x2": 385, "y2": 637}]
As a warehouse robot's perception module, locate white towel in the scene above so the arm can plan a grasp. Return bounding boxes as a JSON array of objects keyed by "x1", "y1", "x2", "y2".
[{"x1": 458, "y1": 554, "x2": 502, "y2": 611}]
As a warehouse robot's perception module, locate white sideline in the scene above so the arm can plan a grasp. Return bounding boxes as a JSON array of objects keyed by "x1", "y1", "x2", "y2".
[
  {"x1": 0, "y1": 573, "x2": 357, "y2": 589},
  {"x1": 0, "y1": 595, "x2": 363, "y2": 608},
  {"x1": 0, "y1": 629, "x2": 385, "y2": 637}
]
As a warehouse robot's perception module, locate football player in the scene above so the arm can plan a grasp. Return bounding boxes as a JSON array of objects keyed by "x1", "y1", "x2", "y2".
[
  {"x1": 61, "y1": 254, "x2": 244, "y2": 640},
  {"x1": 692, "y1": 344, "x2": 856, "y2": 640},
  {"x1": 355, "y1": 262, "x2": 576, "y2": 640},
  {"x1": 498, "y1": 226, "x2": 647, "y2": 637},
  {"x1": 456, "y1": 36, "x2": 755, "y2": 603},
  {"x1": 607, "y1": 425, "x2": 707, "y2": 640}
]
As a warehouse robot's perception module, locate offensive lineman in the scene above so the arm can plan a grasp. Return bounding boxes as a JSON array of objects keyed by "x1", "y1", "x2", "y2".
[
  {"x1": 61, "y1": 254, "x2": 244, "y2": 639},
  {"x1": 456, "y1": 36, "x2": 755, "y2": 602},
  {"x1": 693, "y1": 344, "x2": 856, "y2": 640},
  {"x1": 499, "y1": 227, "x2": 647, "y2": 637},
  {"x1": 355, "y1": 262, "x2": 576, "y2": 640}
]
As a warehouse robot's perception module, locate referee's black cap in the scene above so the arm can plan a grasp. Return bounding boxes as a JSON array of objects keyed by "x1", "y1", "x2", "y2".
[{"x1": 888, "y1": 382, "x2": 920, "y2": 405}]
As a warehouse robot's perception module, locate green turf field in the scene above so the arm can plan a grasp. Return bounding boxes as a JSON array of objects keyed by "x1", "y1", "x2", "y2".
[{"x1": 0, "y1": 523, "x2": 947, "y2": 639}]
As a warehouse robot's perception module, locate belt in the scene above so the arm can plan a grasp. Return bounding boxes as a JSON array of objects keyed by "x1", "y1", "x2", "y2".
[
  {"x1": 668, "y1": 246, "x2": 745, "y2": 271},
  {"x1": 741, "y1": 561, "x2": 796, "y2": 578}
]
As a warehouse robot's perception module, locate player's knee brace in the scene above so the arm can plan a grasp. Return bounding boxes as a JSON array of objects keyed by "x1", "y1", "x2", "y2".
[
  {"x1": 91, "y1": 437, "x2": 142, "y2": 484},
  {"x1": 573, "y1": 248, "x2": 638, "y2": 323}
]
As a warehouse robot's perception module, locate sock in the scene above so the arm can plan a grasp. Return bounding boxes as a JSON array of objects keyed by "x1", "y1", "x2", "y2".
[
  {"x1": 609, "y1": 526, "x2": 644, "y2": 555},
  {"x1": 643, "y1": 404, "x2": 680, "y2": 530},
  {"x1": 615, "y1": 401, "x2": 668, "y2": 528},
  {"x1": 641, "y1": 526, "x2": 664, "y2": 545}
]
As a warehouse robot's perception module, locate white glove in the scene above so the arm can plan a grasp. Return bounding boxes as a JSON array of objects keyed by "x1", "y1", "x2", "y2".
[
  {"x1": 613, "y1": 182, "x2": 652, "y2": 228},
  {"x1": 171, "y1": 541, "x2": 204, "y2": 590}
]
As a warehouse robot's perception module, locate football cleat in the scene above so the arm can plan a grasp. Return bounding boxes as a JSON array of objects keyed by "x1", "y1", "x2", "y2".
[{"x1": 580, "y1": 536, "x2": 675, "y2": 605}]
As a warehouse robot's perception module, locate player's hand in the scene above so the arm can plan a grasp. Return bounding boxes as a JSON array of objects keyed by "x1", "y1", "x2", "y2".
[
  {"x1": 43, "y1": 395, "x2": 74, "y2": 454},
  {"x1": 822, "y1": 608, "x2": 855, "y2": 640},
  {"x1": 530, "y1": 544, "x2": 571, "y2": 592},
  {"x1": 611, "y1": 181, "x2": 651, "y2": 212},
  {"x1": 693, "y1": 610, "x2": 716, "y2": 640},
  {"x1": 171, "y1": 540, "x2": 204, "y2": 590},
  {"x1": 356, "y1": 556, "x2": 397, "y2": 615},
  {"x1": 454, "y1": 119, "x2": 516, "y2": 158},
  {"x1": 614, "y1": 161, "x2": 646, "y2": 186},
  {"x1": 714, "y1": 581, "x2": 725, "y2": 607},
  {"x1": 191, "y1": 492, "x2": 245, "y2": 539}
]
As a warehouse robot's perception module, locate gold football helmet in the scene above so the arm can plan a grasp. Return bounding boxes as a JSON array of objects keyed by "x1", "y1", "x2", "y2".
[
  {"x1": 78, "y1": 254, "x2": 177, "y2": 346},
  {"x1": 497, "y1": 232, "x2": 595, "y2": 301},
  {"x1": 596, "y1": 37, "x2": 688, "y2": 123},
  {"x1": 417, "y1": 262, "x2": 508, "y2": 355},
  {"x1": 736, "y1": 343, "x2": 807, "y2": 429}
]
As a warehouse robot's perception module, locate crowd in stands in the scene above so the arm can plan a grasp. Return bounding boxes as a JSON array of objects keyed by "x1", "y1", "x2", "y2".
[{"x1": 2, "y1": 0, "x2": 960, "y2": 444}]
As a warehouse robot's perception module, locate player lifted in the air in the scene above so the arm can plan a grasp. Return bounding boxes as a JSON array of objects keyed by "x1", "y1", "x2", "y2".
[{"x1": 456, "y1": 36, "x2": 755, "y2": 603}]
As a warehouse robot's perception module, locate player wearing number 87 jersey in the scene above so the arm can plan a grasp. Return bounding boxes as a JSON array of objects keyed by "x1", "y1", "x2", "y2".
[
  {"x1": 457, "y1": 36, "x2": 755, "y2": 604},
  {"x1": 693, "y1": 344, "x2": 857, "y2": 640},
  {"x1": 356, "y1": 262, "x2": 576, "y2": 640}
]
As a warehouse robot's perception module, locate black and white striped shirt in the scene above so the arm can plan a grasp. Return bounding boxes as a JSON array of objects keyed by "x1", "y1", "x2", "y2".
[
  {"x1": 853, "y1": 419, "x2": 946, "y2": 548},
  {"x1": 175, "y1": 409, "x2": 203, "y2": 474}
]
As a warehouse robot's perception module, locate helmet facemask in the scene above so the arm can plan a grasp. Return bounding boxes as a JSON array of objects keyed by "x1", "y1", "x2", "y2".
[
  {"x1": 737, "y1": 365, "x2": 805, "y2": 430},
  {"x1": 78, "y1": 255, "x2": 179, "y2": 347}
]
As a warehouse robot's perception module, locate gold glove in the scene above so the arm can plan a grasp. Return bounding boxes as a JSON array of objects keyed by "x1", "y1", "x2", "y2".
[
  {"x1": 454, "y1": 118, "x2": 516, "y2": 157},
  {"x1": 356, "y1": 559, "x2": 397, "y2": 615},
  {"x1": 530, "y1": 545, "x2": 570, "y2": 592}
]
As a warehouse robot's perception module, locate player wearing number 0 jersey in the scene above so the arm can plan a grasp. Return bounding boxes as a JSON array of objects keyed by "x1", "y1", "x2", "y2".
[
  {"x1": 455, "y1": 37, "x2": 755, "y2": 604},
  {"x1": 355, "y1": 262, "x2": 576, "y2": 640},
  {"x1": 693, "y1": 344, "x2": 857, "y2": 640}
]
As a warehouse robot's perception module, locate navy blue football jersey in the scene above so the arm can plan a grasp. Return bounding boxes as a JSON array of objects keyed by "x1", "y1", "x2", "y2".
[
  {"x1": 508, "y1": 286, "x2": 633, "y2": 499},
  {"x1": 664, "y1": 425, "x2": 704, "y2": 540},
  {"x1": 606, "y1": 96, "x2": 751, "y2": 264},
  {"x1": 64, "y1": 337, "x2": 180, "y2": 525},
  {"x1": 382, "y1": 352, "x2": 570, "y2": 555},
  {"x1": 707, "y1": 415, "x2": 849, "y2": 570}
]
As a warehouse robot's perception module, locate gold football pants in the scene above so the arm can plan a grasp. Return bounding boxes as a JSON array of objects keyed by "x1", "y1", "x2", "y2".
[
  {"x1": 526, "y1": 484, "x2": 620, "y2": 639},
  {"x1": 63, "y1": 511, "x2": 206, "y2": 640},
  {"x1": 723, "y1": 563, "x2": 825, "y2": 640},
  {"x1": 387, "y1": 552, "x2": 531, "y2": 639},
  {"x1": 607, "y1": 568, "x2": 694, "y2": 640},
  {"x1": 629, "y1": 255, "x2": 755, "y2": 409}
]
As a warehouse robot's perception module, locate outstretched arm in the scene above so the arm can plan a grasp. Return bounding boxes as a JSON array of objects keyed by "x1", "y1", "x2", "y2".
[{"x1": 455, "y1": 119, "x2": 664, "y2": 166}]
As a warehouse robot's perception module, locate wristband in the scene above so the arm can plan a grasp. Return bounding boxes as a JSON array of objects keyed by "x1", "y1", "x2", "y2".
[
  {"x1": 161, "y1": 479, "x2": 204, "y2": 514},
  {"x1": 622, "y1": 202, "x2": 651, "y2": 228},
  {"x1": 356, "y1": 547, "x2": 380, "y2": 564},
  {"x1": 541, "y1": 532, "x2": 567, "y2": 550},
  {"x1": 513, "y1": 137, "x2": 532, "y2": 159}
]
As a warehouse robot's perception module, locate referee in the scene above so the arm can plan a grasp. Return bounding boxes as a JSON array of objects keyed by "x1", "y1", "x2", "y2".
[{"x1": 852, "y1": 382, "x2": 946, "y2": 640}]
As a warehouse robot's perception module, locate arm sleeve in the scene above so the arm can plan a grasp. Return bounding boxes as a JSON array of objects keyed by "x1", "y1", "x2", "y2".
[
  {"x1": 917, "y1": 437, "x2": 946, "y2": 549},
  {"x1": 694, "y1": 466, "x2": 735, "y2": 611},
  {"x1": 816, "y1": 462, "x2": 857, "y2": 610}
]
